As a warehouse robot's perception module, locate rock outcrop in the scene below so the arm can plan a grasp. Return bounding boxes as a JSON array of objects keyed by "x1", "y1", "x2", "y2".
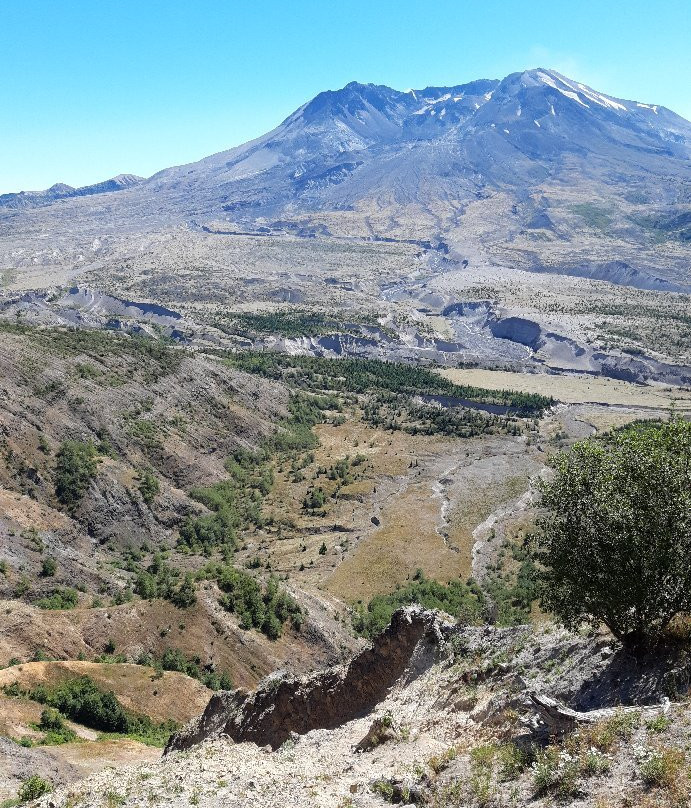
[
  {"x1": 166, "y1": 606, "x2": 448, "y2": 753},
  {"x1": 35, "y1": 614, "x2": 691, "y2": 808}
]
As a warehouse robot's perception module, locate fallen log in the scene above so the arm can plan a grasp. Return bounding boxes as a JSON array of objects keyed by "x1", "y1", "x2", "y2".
[{"x1": 528, "y1": 692, "x2": 671, "y2": 734}]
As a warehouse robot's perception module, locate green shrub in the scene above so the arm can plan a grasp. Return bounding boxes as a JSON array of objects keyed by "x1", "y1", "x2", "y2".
[
  {"x1": 55, "y1": 440, "x2": 98, "y2": 509},
  {"x1": 37, "y1": 708, "x2": 77, "y2": 745},
  {"x1": 497, "y1": 742, "x2": 530, "y2": 780},
  {"x1": 532, "y1": 746, "x2": 580, "y2": 799},
  {"x1": 639, "y1": 747, "x2": 686, "y2": 788},
  {"x1": 34, "y1": 587, "x2": 78, "y2": 610},
  {"x1": 39, "y1": 707, "x2": 64, "y2": 731},
  {"x1": 13, "y1": 574, "x2": 30, "y2": 598},
  {"x1": 30, "y1": 676, "x2": 129, "y2": 733},
  {"x1": 40, "y1": 557, "x2": 57, "y2": 577},
  {"x1": 170, "y1": 573, "x2": 197, "y2": 608},
  {"x1": 18, "y1": 774, "x2": 51, "y2": 802},
  {"x1": 137, "y1": 468, "x2": 160, "y2": 505},
  {"x1": 646, "y1": 714, "x2": 671, "y2": 733},
  {"x1": 304, "y1": 487, "x2": 326, "y2": 512}
]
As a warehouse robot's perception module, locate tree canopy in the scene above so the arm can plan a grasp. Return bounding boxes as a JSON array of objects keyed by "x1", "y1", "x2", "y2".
[{"x1": 534, "y1": 417, "x2": 691, "y2": 653}]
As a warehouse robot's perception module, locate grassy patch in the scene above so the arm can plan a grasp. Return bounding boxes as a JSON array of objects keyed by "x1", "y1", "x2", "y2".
[{"x1": 571, "y1": 202, "x2": 613, "y2": 232}]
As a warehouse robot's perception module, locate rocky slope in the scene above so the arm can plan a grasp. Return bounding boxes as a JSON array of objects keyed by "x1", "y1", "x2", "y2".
[
  {"x1": 0, "y1": 323, "x2": 356, "y2": 680},
  {"x1": 3, "y1": 284, "x2": 688, "y2": 383},
  {"x1": 33, "y1": 607, "x2": 691, "y2": 808}
]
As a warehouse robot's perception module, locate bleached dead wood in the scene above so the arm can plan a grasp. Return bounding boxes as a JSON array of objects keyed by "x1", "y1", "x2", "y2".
[{"x1": 529, "y1": 692, "x2": 671, "y2": 734}]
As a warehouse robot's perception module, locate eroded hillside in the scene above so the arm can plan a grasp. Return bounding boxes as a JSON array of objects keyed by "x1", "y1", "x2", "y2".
[{"x1": 33, "y1": 608, "x2": 691, "y2": 808}]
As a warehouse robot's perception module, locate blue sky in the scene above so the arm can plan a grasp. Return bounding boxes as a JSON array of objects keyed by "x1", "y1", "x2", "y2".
[{"x1": 1, "y1": 0, "x2": 690, "y2": 193}]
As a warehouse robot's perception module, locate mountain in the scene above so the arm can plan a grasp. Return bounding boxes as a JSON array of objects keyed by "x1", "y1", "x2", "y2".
[
  {"x1": 138, "y1": 69, "x2": 689, "y2": 222},
  {"x1": 7, "y1": 69, "x2": 691, "y2": 220},
  {"x1": 0, "y1": 173, "x2": 143, "y2": 209},
  {"x1": 1, "y1": 68, "x2": 690, "y2": 291}
]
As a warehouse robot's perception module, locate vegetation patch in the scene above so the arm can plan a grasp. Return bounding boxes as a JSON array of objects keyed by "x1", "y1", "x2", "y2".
[
  {"x1": 484, "y1": 541, "x2": 540, "y2": 626},
  {"x1": 570, "y1": 202, "x2": 613, "y2": 232},
  {"x1": 0, "y1": 323, "x2": 184, "y2": 381},
  {"x1": 54, "y1": 440, "x2": 98, "y2": 510},
  {"x1": 201, "y1": 564, "x2": 303, "y2": 639},
  {"x1": 32, "y1": 707, "x2": 78, "y2": 745},
  {"x1": 216, "y1": 309, "x2": 391, "y2": 338},
  {"x1": 3, "y1": 675, "x2": 177, "y2": 747},
  {"x1": 17, "y1": 774, "x2": 52, "y2": 803},
  {"x1": 136, "y1": 648, "x2": 233, "y2": 691},
  {"x1": 33, "y1": 587, "x2": 79, "y2": 610},
  {"x1": 178, "y1": 448, "x2": 274, "y2": 554},
  {"x1": 352, "y1": 569, "x2": 485, "y2": 637},
  {"x1": 132, "y1": 552, "x2": 197, "y2": 608},
  {"x1": 226, "y1": 352, "x2": 552, "y2": 415}
]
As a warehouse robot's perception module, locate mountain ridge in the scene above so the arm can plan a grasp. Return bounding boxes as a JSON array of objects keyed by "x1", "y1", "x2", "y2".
[
  {"x1": 1, "y1": 67, "x2": 689, "y2": 294},
  {"x1": 0, "y1": 173, "x2": 143, "y2": 209},
  {"x1": 6, "y1": 68, "x2": 690, "y2": 202}
]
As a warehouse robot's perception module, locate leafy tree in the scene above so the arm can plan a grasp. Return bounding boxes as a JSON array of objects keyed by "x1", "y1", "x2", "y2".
[
  {"x1": 134, "y1": 569, "x2": 158, "y2": 600},
  {"x1": 533, "y1": 418, "x2": 691, "y2": 654},
  {"x1": 133, "y1": 554, "x2": 176, "y2": 601},
  {"x1": 55, "y1": 440, "x2": 98, "y2": 509},
  {"x1": 40, "y1": 557, "x2": 57, "y2": 577},
  {"x1": 171, "y1": 573, "x2": 197, "y2": 608}
]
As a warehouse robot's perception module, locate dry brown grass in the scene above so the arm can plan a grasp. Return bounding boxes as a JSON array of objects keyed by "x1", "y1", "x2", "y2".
[
  {"x1": 325, "y1": 480, "x2": 466, "y2": 602},
  {"x1": 445, "y1": 473, "x2": 530, "y2": 580},
  {"x1": 438, "y1": 368, "x2": 691, "y2": 409}
]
